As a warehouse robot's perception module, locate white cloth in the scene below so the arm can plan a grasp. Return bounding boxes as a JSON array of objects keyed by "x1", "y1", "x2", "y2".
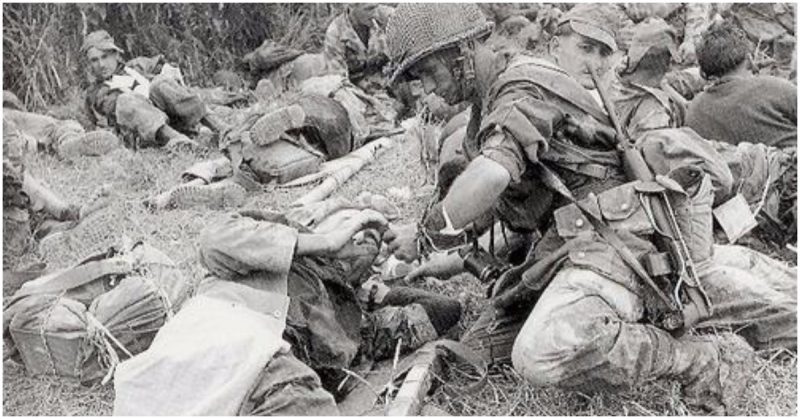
[{"x1": 113, "y1": 285, "x2": 290, "y2": 416}]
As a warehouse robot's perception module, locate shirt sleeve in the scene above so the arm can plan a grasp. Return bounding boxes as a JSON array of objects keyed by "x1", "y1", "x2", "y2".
[
  {"x1": 323, "y1": 16, "x2": 350, "y2": 77},
  {"x1": 628, "y1": 99, "x2": 673, "y2": 138},
  {"x1": 478, "y1": 86, "x2": 564, "y2": 184},
  {"x1": 480, "y1": 129, "x2": 527, "y2": 184},
  {"x1": 199, "y1": 213, "x2": 299, "y2": 282},
  {"x1": 125, "y1": 55, "x2": 164, "y2": 79}
]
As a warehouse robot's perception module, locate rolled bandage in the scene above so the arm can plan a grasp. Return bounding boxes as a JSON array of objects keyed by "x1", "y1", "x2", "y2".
[{"x1": 439, "y1": 204, "x2": 464, "y2": 236}]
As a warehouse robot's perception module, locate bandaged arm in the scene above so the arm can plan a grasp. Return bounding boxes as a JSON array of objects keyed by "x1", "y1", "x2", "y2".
[{"x1": 440, "y1": 156, "x2": 511, "y2": 230}]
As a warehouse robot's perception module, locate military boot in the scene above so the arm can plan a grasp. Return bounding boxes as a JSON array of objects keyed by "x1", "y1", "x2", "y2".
[
  {"x1": 672, "y1": 333, "x2": 756, "y2": 415},
  {"x1": 250, "y1": 104, "x2": 306, "y2": 146},
  {"x1": 360, "y1": 280, "x2": 463, "y2": 336},
  {"x1": 147, "y1": 180, "x2": 247, "y2": 211},
  {"x1": 38, "y1": 203, "x2": 128, "y2": 269},
  {"x1": 57, "y1": 130, "x2": 121, "y2": 159}
]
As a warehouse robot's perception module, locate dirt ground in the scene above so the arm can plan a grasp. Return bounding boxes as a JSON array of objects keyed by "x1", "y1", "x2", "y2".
[{"x1": 3, "y1": 122, "x2": 797, "y2": 416}]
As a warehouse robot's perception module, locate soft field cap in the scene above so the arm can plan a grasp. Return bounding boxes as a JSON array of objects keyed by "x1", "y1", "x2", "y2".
[
  {"x1": 627, "y1": 18, "x2": 678, "y2": 70},
  {"x1": 82, "y1": 30, "x2": 123, "y2": 54},
  {"x1": 558, "y1": 4, "x2": 620, "y2": 51}
]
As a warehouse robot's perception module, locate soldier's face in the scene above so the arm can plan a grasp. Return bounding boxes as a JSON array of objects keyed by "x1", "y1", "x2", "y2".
[
  {"x1": 407, "y1": 54, "x2": 461, "y2": 105},
  {"x1": 86, "y1": 48, "x2": 120, "y2": 81},
  {"x1": 551, "y1": 33, "x2": 613, "y2": 89}
]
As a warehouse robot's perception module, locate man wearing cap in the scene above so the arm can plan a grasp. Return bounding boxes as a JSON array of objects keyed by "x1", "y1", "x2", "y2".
[
  {"x1": 324, "y1": 4, "x2": 394, "y2": 92},
  {"x1": 613, "y1": 18, "x2": 685, "y2": 137},
  {"x1": 383, "y1": 3, "x2": 797, "y2": 415},
  {"x1": 612, "y1": 18, "x2": 796, "y2": 257},
  {"x1": 82, "y1": 30, "x2": 229, "y2": 149},
  {"x1": 618, "y1": 3, "x2": 716, "y2": 66}
]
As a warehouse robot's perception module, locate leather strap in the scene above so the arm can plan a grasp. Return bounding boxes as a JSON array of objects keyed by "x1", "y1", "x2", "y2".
[
  {"x1": 8, "y1": 258, "x2": 133, "y2": 305},
  {"x1": 537, "y1": 164, "x2": 677, "y2": 311}
]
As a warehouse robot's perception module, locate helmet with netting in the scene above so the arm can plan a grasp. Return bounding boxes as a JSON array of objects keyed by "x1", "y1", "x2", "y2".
[{"x1": 386, "y1": 3, "x2": 494, "y2": 86}]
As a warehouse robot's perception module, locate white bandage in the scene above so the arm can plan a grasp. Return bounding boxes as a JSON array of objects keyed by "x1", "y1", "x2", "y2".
[{"x1": 439, "y1": 204, "x2": 464, "y2": 235}]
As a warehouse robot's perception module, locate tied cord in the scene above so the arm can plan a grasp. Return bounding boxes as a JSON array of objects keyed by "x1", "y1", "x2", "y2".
[
  {"x1": 85, "y1": 311, "x2": 133, "y2": 385},
  {"x1": 40, "y1": 293, "x2": 67, "y2": 376}
]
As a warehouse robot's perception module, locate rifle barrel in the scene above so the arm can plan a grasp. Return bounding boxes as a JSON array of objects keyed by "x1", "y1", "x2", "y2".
[{"x1": 586, "y1": 63, "x2": 628, "y2": 144}]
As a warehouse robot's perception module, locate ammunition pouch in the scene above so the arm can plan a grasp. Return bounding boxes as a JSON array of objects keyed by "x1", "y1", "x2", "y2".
[{"x1": 553, "y1": 181, "x2": 654, "y2": 239}]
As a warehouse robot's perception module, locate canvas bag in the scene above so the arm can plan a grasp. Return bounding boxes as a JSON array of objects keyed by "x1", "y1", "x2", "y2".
[{"x1": 3, "y1": 240, "x2": 189, "y2": 384}]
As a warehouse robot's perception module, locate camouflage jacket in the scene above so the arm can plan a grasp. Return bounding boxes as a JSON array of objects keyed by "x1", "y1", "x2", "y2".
[
  {"x1": 84, "y1": 55, "x2": 165, "y2": 129},
  {"x1": 611, "y1": 79, "x2": 680, "y2": 139},
  {"x1": 323, "y1": 7, "x2": 392, "y2": 89},
  {"x1": 465, "y1": 52, "x2": 731, "y2": 296}
]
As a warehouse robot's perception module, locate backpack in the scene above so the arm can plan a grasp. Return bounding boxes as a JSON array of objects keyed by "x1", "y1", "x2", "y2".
[{"x1": 3, "y1": 239, "x2": 190, "y2": 385}]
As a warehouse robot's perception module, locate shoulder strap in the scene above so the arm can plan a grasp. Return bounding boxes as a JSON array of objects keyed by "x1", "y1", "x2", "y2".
[
  {"x1": 9, "y1": 258, "x2": 133, "y2": 302},
  {"x1": 497, "y1": 56, "x2": 610, "y2": 124},
  {"x1": 536, "y1": 164, "x2": 677, "y2": 311}
]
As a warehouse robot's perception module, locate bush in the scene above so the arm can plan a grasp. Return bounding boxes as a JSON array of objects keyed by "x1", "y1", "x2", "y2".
[{"x1": 3, "y1": 3, "x2": 342, "y2": 112}]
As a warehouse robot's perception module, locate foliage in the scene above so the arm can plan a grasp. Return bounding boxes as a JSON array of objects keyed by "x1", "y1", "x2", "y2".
[{"x1": 3, "y1": 3, "x2": 342, "y2": 111}]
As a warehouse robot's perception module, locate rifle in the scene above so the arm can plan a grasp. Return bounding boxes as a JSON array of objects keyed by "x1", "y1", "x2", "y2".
[
  {"x1": 490, "y1": 65, "x2": 712, "y2": 335},
  {"x1": 586, "y1": 62, "x2": 711, "y2": 334}
]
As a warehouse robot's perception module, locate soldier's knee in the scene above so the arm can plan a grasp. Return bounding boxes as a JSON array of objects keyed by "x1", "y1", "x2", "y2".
[
  {"x1": 510, "y1": 321, "x2": 564, "y2": 387},
  {"x1": 148, "y1": 74, "x2": 172, "y2": 93},
  {"x1": 511, "y1": 310, "x2": 619, "y2": 387}
]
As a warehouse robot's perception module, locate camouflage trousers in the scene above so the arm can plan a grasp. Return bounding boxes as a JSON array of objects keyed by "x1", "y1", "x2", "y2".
[
  {"x1": 115, "y1": 75, "x2": 208, "y2": 146},
  {"x1": 239, "y1": 303, "x2": 439, "y2": 416},
  {"x1": 3, "y1": 108, "x2": 84, "y2": 152},
  {"x1": 511, "y1": 244, "x2": 796, "y2": 391},
  {"x1": 240, "y1": 352, "x2": 339, "y2": 416}
]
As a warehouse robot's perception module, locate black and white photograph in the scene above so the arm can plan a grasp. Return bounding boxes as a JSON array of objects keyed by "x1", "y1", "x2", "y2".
[{"x1": 2, "y1": 2, "x2": 797, "y2": 416}]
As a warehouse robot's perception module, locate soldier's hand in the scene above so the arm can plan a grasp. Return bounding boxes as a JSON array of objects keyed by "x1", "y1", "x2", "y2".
[
  {"x1": 321, "y1": 209, "x2": 388, "y2": 255},
  {"x1": 383, "y1": 223, "x2": 419, "y2": 262},
  {"x1": 355, "y1": 209, "x2": 389, "y2": 233}
]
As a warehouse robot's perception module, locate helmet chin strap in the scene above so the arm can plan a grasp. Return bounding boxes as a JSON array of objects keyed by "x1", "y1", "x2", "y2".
[{"x1": 453, "y1": 39, "x2": 478, "y2": 102}]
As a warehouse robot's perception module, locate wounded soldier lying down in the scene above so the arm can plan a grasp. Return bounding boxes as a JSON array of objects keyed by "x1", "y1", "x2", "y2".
[{"x1": 112, "y1": 204, "x2": 462, "y2": 415}]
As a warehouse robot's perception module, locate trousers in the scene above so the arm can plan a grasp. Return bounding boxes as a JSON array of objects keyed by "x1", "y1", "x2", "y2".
[{"x1": 511, "y1": 244, "x2": 796, "y2": 390}]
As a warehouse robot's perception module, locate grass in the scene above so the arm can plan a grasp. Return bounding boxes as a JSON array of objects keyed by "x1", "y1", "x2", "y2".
[
  {"x1": 4, "y1": 4, "x2": 342, "y2": 112},
  {"x1": 3, "y1": 113, "x2": 797, "y2": 416}
]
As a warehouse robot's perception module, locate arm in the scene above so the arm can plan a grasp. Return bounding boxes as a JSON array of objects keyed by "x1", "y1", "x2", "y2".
[
  {"x1": 323, "y1": 15, "x2": 350, "y2": 77},
  {"x1": 441, "y1": 156, "x2": 511, "y2": 229},
  {"x1": 125, "y1": 55, "x2": 165, "y2": 79},
  {"x1": 86, "y1": 84, "x2": 121, "y2": 128},
  {"x1": 296, "y1": 209, "x2": 388, "y2": 256}
]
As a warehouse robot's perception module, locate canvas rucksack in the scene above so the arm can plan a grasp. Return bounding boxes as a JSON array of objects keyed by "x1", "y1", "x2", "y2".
[{"x1": 3, "y1": 239, "x2": 191, "y2": 385}]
